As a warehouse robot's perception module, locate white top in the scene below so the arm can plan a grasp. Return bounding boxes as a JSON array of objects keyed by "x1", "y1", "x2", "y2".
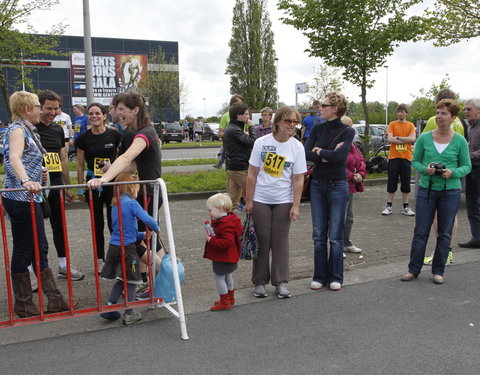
[
  {"x1": 433, "y1": 140, "x2": 449, "y2": 154},
  {"x1": 249, "y1": 133, "x2": 307, "y2": 204},
  {"x1": 54, "y1": 112, "x2": 73, "y2": 139}
]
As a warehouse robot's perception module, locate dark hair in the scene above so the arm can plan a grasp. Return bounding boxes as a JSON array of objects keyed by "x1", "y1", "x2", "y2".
[
  {"x1": 435, "y1": 88, "x2": 457, "y2": 103},
  {"x1": 38, "y1": 89, "x2": 61, "y2": 105},
  {"x1": 229, "y1": 102, "x2": 249, "y2": 120},
  {"x1": 114, "y1": 91, "x2": 151, "y2": 131},
  {"x1": 87, "y1": 102, "x2": 108, "y2": 124},
  {"x1": 229, "y1": 94, "x2": 244, "y2": 106},
  {"x1": 396, "y1": 103, "x2": 409, "y2": 113},
  {"x1": 437, "y1": 99, "x2": 459, "y2": 117}
]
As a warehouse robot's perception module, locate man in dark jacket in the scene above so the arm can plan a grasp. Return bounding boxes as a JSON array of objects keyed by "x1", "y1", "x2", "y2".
[{"x1": 224, "y1": 102, "x2": 256, "y2": 210}]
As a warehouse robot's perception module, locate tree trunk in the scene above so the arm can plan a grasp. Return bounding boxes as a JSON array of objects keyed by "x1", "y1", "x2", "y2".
[
  {"x1": 0, "y1": 70, "x2": 12, "y2": 122},
  {"x1": 360, "y1": 74, "x2": 370, "y2": 159}
]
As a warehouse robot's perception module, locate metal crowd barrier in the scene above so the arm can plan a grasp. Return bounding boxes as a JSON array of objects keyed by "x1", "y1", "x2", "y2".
[{"x1": 0, "y1": 178, "x2": 189, "y2": 340}]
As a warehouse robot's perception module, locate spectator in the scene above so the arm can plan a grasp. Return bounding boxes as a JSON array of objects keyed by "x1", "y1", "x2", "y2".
[
  {"x1": 54, "y1": 98, "x2": 73, "y2": 146},
  {"x1": 72, "y1": 104, "x2": 90, "y2": 141},
  {"x1": 381, "y1": 104, "x2": 416, "y2": 217},
  {"x1": 305, "y1": 92, "x2": 355, "y2": 292},
  {"x1": 254, "y1": 107, "x2": 273, "y2": 138},
  {"x1": 301, "y1": 100, "x2": 325, "y2": 143},
  {"x1": 246, "y1": 106, "x2": 306, "y2": 298},
  {"x1": 223, "y1": 102, "x2": 256, "y2": 210},
  {"x1": 401, "y1": 99, "x2": 471, "y2": 284},
  {"x1": 194, "y1": 117, "x2": 204, "y2": 145},
  {"x1": 3, "y1": 91, "x2": 70, "y2": 317}
]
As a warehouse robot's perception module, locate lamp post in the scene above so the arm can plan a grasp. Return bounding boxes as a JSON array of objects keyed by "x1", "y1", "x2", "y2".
[
  {"x1": 203, "y1": 98, "x2": 206, "y2": 119},
  {"x1": 384, "y1": 65, "x2": 389, "y2": 127},
  {"x1": 83, "y1": 0, "x2": 94, "y2": 106},
  {"x1": 275, "y1": 57, "x2": 279, "y2": 110}
]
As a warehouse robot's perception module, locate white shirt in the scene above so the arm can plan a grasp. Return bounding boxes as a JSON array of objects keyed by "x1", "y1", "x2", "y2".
[{"x1": 54, "y1": 112, "x2": 73, "y2": 139}]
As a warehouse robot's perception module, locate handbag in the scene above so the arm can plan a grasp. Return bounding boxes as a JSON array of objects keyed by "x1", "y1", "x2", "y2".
[
  {"x1": 240, "y1": 214, "x2": 259, "y2": 260},
  {"x1": 153, "y1": 254, "x2": 185, "y2": 303}
]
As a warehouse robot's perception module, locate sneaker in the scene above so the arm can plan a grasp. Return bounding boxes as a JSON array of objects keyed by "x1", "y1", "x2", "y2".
[
  {"x1": 401, "y1": 207, "x2": 415, "y2": 216},
  {"x1": 329, "y1": 282, "x2": 342, "y2": 291},
  {"x1": 310, "y1": 281, "x2": 323, "y2": 290},
  {"x1": 381, "y1": 206, "x2": 392, "y2": 215},
  {"x1": 100, "y1": 310, "x2": 121, "y2": 320},
  {"x1": 275, "y1": 282, "x2": 291, "y2": 299},
  {"x1": 122, "y1": 311, "x2": 143, "y2": 325},
  {"x1": 58, "y1": 265, "x2": 85, "y2": 281},
  {"x1": 423, "y1": 255, "x2": 433, "y2": 266},
  {"x1": 237, "y1": 202, "x2": 245, "y2": 211},
  {"x1": 345, "y1": 245, "x2": 362, "y2": 253},
  {"x1": 136, "y1": 288, "x2": 152, "y2": 301},
  {"x1": 136, "y1": 281, "x2": 150, "y2": 294},
  {"x1": 253, "y1": 284, "x2": 267, "y2": 298},
  {"x1": 212, "y1": 164, "x2": 220, "y2": 169},
  {"x1": 446, "y1": 251, "x2": 453, "y2": 265},
  {"x1": 343, "y1": 253, "x2": 347, "y2": 259},
  {"x1": 97, "y1": 259, "x2": 105, "y2": 275}
]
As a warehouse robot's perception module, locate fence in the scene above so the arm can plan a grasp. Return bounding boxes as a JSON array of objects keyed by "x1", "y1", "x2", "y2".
[{"x1": 0, "y1": 178, "x2": 189, "y2": 340}]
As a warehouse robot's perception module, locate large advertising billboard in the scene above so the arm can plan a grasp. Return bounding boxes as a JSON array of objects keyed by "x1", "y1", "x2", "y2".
[{"x1": 70, "y1": 52, "x2": 148, "y2": 105}]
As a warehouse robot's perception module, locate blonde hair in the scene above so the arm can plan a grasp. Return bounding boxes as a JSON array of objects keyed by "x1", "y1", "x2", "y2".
[
  {"x1": 206, "y1": 193, "x2": 233, "y2": 212},
  {"x1": 111, "y1": 173, "x2": 140, "y2": 206},
  {"x1": 341, "y1": 116, "x2": 353, "y2": 126},
  {"x1": 325, "y1": 92, "x2": 348, "y2": 117},
  {"x1": 9, "y1": 91, "x2": 38, "y2": 121}
]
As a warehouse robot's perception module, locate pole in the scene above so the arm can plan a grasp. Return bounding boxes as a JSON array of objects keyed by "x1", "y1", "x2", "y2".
[
  {"x1": 385, "y1": 65, "x2": 389, "y2": 127},
  {"x1": 275, "y1": 57, "x2": 279, "y2": 110},
  {"x1": 203, "y1": 98, "x2": 206, "y2": 119},
  {"x1": 83, "y1": 0, "x2": 94, "y2": 106}
]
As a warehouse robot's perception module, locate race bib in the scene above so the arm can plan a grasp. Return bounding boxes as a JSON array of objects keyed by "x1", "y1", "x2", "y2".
[
  {"x1": 263, "y1": 152, "x2": 286, "y2": 178},
  {"x1": 396, "y1": 143, "x2": 407, "y2": 152},
  {"x1": 94, "y1": 157, "x2": 110, "y2": 176},
  {"x1": 43, "y1": 152, "x2": 62, "y2": 172},
  {"x1": 74, "y1": 123, "x2": 80, "y2": 133}
]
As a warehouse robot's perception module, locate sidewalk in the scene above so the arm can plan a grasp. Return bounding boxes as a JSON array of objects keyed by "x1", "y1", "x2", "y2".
[{"x1": 0, "y1": 184, "x2": 476, "y2": 346}]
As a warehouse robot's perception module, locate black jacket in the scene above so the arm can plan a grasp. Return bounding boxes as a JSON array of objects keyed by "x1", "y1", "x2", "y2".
[{"x1": 224, "y1": 119, "x2": 256, "y2": 171}]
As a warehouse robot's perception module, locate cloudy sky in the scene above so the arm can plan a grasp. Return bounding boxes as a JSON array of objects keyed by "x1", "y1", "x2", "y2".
[{"x1": 23, "y1": 0, "x2": 480, "y2": 119}]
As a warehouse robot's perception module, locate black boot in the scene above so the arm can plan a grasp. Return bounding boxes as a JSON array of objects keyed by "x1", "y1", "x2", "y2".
[
  {"x1": 12, "y1": 272, "x2": 40, "y2": 318},
  {"x1": 40, "y1": 268, "x2": 71, "y2": 313}
]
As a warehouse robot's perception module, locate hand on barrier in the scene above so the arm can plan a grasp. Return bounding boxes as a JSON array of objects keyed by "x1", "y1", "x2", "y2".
[{"x1": 87, "y1": 178, "x2": 104, "y2": 189}]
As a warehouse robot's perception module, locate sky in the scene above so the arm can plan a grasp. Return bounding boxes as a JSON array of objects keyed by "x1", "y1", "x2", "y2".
[{"x1": 21, "y1": 0, "x2": 480, "y2": 119}]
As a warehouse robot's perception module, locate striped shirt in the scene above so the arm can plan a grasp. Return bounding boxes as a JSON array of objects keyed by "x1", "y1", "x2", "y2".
[{"x1": 2, "y1": 121, "x2": 43, "y2": 203}]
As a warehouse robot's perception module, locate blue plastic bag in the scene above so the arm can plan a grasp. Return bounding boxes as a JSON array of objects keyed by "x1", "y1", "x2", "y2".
[{"x1": 154, "y1": 254, "x2": 185, "y2": 303}]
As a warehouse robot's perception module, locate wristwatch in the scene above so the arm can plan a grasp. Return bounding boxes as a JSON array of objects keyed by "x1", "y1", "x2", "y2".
[{"x1": 20, "y1": 178, "x2": 30, "y2": 185}]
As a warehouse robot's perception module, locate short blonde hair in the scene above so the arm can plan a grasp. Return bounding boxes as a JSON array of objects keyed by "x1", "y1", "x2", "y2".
[
  {"x1": 206, "y1": 193, "x2": 233, "y2": 212},
  {"x1": 260, "y1": 107, "x2": 273, "y2": 116},
  {"x1": 9, "y1": 91, "x2": 38, "y2": 121},
  {"x1": 341, "y1": 116, "x2": 353, "y2": 126},
  {"x1": 111, "y1": 173, "x2": 140, "y2": 206}
]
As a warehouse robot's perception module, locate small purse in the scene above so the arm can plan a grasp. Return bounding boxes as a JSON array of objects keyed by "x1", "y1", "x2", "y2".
[{"x1": 240, "y1": 214, "x2": 259, "y2": 260}]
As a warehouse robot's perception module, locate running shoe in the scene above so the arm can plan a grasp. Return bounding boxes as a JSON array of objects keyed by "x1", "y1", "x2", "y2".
[
  {"x1": 381, "y1": 206, "x2": 392, "y2": 215},
  {"x1": 58, "y1": 265, "x2": 85, "y2": 281},
  {"x1": 401, "y1": 207, "x2": 415, "y2": 216}
]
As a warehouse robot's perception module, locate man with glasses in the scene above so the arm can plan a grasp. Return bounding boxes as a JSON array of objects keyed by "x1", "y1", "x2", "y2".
[
  {"x1": 36, "y1": 90, "x2": 84, "y2": 281},
  {"x1": 459, "y1": 99, "x2": 480, "y2": 249}
]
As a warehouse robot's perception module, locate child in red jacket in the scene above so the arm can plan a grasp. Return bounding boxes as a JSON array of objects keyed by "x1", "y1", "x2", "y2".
[{"x1": 204, "y1": 193, "x2": 243, "y2": 311}]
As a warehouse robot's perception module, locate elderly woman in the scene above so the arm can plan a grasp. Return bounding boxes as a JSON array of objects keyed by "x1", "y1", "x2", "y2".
[
  {"x1": 305, "y1": 93, "x2": 355, "y2": 292},
  {"x1": 245, "y1": 105, "x2": 307, "y2": 299},
  {"x1": 255, "y1": 107, "x2": 273, "y2": 138},
  {"x1": 3, "y1": 91, "x2": 70, "y2": 317},
  {"x1": 401, "y1": 99, "x2": 471, "y2": 284}
]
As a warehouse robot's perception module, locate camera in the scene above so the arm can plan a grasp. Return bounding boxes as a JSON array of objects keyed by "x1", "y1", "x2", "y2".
[
  {"x1": 98, "y1": 161, "x2": 105, "y2": 169},
  {"x1": 429, "y1": 162, "x2": 445, "y2": 176}
]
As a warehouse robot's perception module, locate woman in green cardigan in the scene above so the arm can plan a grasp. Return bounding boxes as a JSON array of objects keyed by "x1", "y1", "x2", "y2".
[{"x1": 401, "y1": 99, "x2": 471, "y2": 284}]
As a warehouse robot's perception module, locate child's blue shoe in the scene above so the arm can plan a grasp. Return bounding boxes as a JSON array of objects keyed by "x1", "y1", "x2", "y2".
[{"x1": 100, "y1": 311, "x2": 121, "y2": 320}]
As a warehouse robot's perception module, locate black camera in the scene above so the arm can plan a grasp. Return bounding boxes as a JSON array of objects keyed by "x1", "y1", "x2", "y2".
[
  {"x1": 429, "y1": 162, "x2": 445, "y2": 176},
  {"x1": 98, "y1": 161, "x2": 105, "y2": 169}
]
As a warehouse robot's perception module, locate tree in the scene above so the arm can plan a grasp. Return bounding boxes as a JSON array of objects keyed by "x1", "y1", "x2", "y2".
[
  {"x1": 226, "y1": 0, "x2": 278, "y2": 110},
  {"x1": 0, "y1": 0, "x2": 65, "y2": 120},
  {"x1": 137, "y1": 48, "x2": 181, "y2": 123},
  {"x1": 424, "y1": 0, "x2": 480, "y2": 46},
  {"x1": 278, "y1": 0, "x2": 425, "y2": 156},
  {"x1": 308, "y1": 63, "x2": 344, "y2": 102}
]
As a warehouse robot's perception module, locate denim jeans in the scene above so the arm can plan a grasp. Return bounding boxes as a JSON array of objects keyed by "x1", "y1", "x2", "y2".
[
  {"x1": 408, "y1": 187, "x2": 460, "y2": 276},
  {"x1": 465, "y1": 167, "x2": 480, "y2": 244},
  {"x1": 344, "y1": 193, "x2": 354, "y2": 247},
  {"x1": 310, "y1": 178, "x2": 348, "y2": 284}
]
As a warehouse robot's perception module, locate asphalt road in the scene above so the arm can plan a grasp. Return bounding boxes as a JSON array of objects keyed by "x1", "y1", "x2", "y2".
[{"x1": 162, "y1": 145, "x2": 221, "y2": 160}]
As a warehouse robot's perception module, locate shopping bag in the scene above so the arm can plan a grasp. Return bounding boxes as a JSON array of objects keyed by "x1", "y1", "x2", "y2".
[
  {"x1": 154, "y1": 254, "x2": 185, "y2": 303},
  {"x1": 240, "y1": 214, "x2": 259, "y2": 260}
]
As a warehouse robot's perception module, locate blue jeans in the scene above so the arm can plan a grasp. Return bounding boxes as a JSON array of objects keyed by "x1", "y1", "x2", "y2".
[
  {"x1": 408, "y1": 187, "x2": 460, "y2": 276},
  {"x1": 217, "y1": 146, "x2": 226, "y2": 168},
  {"x1": 310, "y1": 178, "x2": 348, "y2": 284},
  {"x1": 465, "y1": 167, "x2": 480, "y2": 244}
]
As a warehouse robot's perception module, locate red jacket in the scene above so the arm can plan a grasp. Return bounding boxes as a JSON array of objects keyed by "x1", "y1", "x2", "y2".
[
  {"x1": 346, "y1": 143, "x2": 367, "y2": 193},
  {"x1": 203, "y1": 213, "x2": 242, "y2": 263}
]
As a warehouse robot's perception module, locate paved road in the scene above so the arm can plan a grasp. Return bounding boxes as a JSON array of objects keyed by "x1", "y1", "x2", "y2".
[{"x1": 162, "y1": 145, "x2": 221, "y2": 160}]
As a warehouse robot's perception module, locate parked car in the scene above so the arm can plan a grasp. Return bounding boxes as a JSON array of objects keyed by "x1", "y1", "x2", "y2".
[
  {"x1": 352, "y1": 124, "x2": 388, "y2": 153},
  {"x1": 202, "y1": 123, "x2": 220, "y2": 141},
  {"x1": 160, "y1": 122, "x2": 184, "y2": 143}
]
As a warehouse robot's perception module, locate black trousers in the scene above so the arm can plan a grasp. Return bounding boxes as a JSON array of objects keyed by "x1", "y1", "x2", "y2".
[{"x1": 86, "y1": 186, "x2": 113, "y2": 260}]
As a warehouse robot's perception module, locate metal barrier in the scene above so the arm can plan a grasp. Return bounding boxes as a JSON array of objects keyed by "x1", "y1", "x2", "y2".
[{"x1": 0, "y1": 178, "x2": 189, "y2": 340}]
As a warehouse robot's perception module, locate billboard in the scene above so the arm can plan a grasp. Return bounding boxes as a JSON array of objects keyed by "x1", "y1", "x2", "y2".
[{"x1": 70, "y1": 52, "x2": 148, "y2": 105}]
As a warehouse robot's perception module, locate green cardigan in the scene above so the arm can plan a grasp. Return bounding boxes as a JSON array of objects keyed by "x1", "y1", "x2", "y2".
[{"x1": 412, "y1": 131, "x2": 471, "y2": 191}]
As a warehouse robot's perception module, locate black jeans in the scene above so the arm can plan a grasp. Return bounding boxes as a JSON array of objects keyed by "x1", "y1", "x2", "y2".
[
  {"x1": 3, "y1": 198, "x2": 49, "y2": 274},
  {"x1": 86, "y1": 186, "x2": 113, "y2": 260}
]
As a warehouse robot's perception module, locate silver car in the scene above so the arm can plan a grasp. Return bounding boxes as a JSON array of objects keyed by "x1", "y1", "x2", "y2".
[{"x1": 352, "y1": 124, "x2": 389, "y2": 153}]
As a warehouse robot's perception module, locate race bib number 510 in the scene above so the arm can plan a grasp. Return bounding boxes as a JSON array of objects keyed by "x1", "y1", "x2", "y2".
[{"x1": 263, "y1": 152, "x2": 286, "y2": 178}]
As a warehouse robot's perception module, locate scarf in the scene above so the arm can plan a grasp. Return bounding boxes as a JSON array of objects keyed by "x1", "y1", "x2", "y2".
[{"x1": 17, "y1": 118, "x2": 47, "y2": 155}]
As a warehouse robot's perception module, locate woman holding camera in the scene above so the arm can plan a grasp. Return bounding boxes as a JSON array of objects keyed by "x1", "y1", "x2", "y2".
[
  {"x1": 75, "y1": 103, "x2": 121, "y2": 268},
  {"x1": 401, "y1": 99, "x2": 471, "y2": 284}
]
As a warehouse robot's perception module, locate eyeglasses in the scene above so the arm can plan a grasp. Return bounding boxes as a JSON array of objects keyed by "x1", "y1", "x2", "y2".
[
  {"x1": 464, "y1": 107, "x2": 473, "y2": 111},
  {"x1": 283, "y1": 119, "x2": 300, "y2": 125},
  {"x1": 321, "y1": 104, "x2": 333, "y2": 108}
]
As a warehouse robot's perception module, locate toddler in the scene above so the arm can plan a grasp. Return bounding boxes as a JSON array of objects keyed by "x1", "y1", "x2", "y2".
[{"x1": 203, "y1": 193, "x2": 242, "y2": 311}]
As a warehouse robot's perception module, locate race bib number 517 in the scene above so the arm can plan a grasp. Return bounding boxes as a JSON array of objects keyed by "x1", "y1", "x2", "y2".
[{"x1": 263, "y1": 152, "x2": 286, "y2": 178}]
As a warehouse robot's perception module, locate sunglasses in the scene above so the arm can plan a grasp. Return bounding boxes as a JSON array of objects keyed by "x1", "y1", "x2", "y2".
[
  {"x1": 321, "y1": 104, "x2": 333, "y2": 108},
  {"x1": 283, "y1": 119, "x2": 300, "y2": 125}
]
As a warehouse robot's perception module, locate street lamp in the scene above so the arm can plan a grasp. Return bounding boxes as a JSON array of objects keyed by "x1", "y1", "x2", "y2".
[
  {"x1": 275, "y1": 57, "x2": 279, "y2": 110},
  {"x1": 384, "y1": 65, "x2": 389, "y2": 126},
  {"x1": 202, "y1": 98, "x2": 206, "y2": 119}
]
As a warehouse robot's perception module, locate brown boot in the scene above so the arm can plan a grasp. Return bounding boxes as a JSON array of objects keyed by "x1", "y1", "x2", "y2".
[
  {"x1": 12, "y1": 272, "x2": 40, "y2": 318},
  {"x1": 210, "y1": 294, "x2": 232, "y2": 311},
  {"x1": 40, "y1": 268, "x2": 71, "y2": 313}
]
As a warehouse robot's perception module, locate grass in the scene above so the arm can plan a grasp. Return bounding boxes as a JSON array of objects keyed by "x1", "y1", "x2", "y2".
[
  {"x1": 163, "y1": 169, "x2": 227, "y2": 193},
  {"x1": 162, "y1": 158, "x2": 217, "y2": 167}
]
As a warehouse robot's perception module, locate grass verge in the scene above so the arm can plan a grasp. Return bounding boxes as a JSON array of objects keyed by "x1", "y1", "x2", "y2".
[{"x1": 163, "y1": 169, "x2": 227, "y2": 193}]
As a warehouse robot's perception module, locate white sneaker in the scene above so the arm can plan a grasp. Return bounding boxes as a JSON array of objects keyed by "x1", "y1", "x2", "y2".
[
  {"x1": 345, "y1": 245, "x2": 362, "y2": 253},
  {"x1": 253, "y1": 284, "x2": 268, "y2": 298},
  {"x1": 343, "y1": 253, "x2": 347, "y2": 258},
  {"x1": 330, "y1": 282, "x2": 342, "y2": 291},
  {"x1": 401, "y1": 207, "x2": 415, "y2": 216},
  {"x1": 275, "y1": 282, "x2": 291, "y2": 299},
  {"x1": 381, "y1": 206, "x2": 392, "y2": 215},
  {"x1": 97, "y1": 259, "x2": 105, "y2": 275},
  {"x1": 310, "y1": 281, "x2": 323, "y2": 290}
]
